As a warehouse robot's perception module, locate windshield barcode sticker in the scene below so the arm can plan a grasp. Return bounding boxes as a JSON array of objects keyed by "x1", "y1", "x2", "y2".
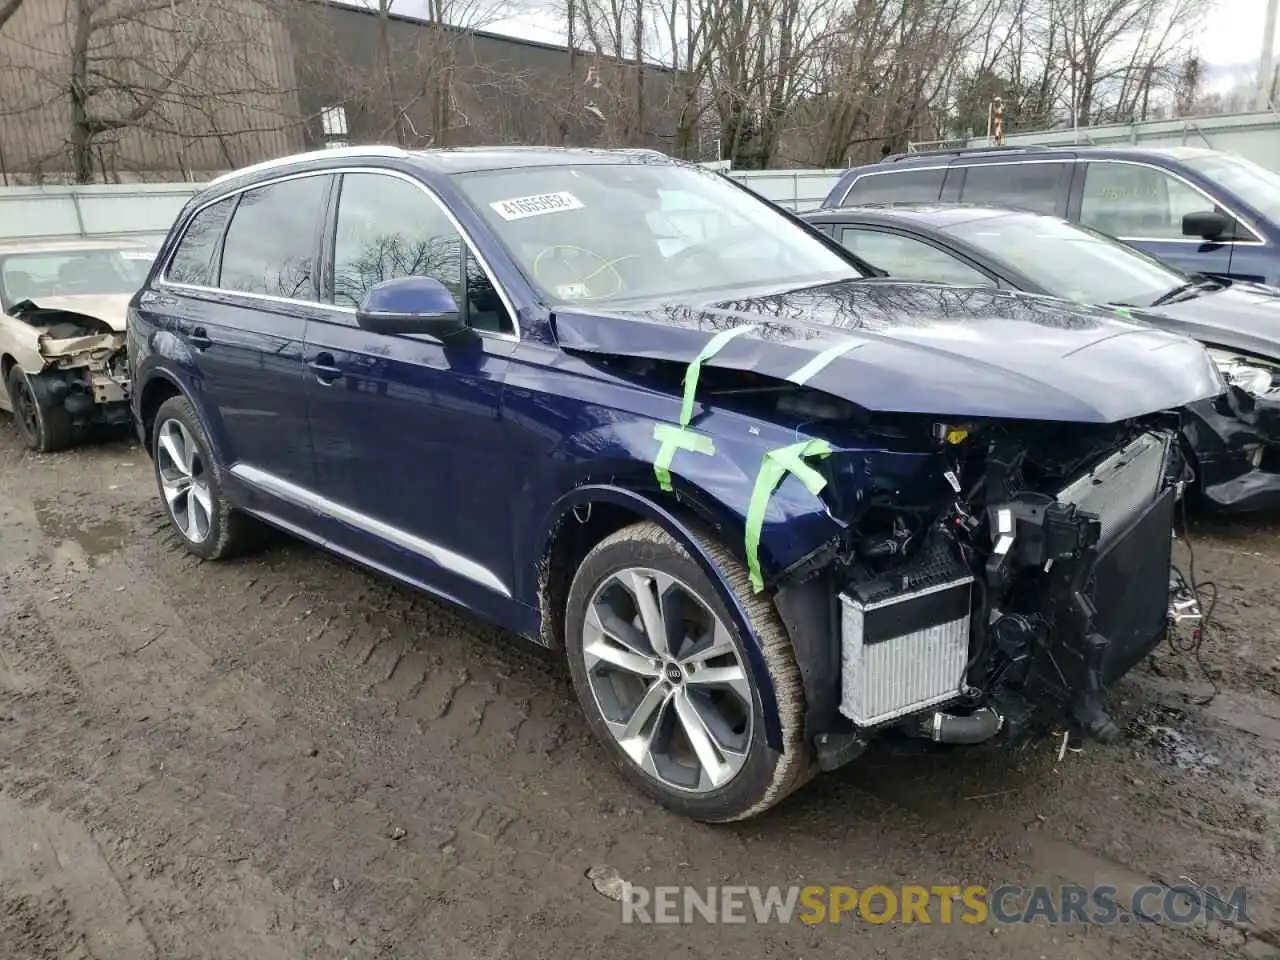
[{"x1": 490, "y1": 192, "x2": 584, "y2": 221}]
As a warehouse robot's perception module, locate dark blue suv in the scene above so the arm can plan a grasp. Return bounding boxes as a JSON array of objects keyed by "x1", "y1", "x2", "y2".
[
  {"x1": 129, "y1": 146, "x2": 1216, "y2": 821},
  {"x1": 824, "y1": 146, "x2": 1280, "y2": 284}
]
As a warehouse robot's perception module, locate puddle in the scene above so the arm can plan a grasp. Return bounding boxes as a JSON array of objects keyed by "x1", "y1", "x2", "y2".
[
  {"x1": 1128, "y1": 703, "x2": 1222, "y2": 773},
  {"x1": 32, "y1": 499, "x2": 128, "y2": 570}
]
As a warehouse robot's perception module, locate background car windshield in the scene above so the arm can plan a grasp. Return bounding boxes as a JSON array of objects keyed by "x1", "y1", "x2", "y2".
[
  {"x1": 0, "y1": 249, "x2": 154, "y2": 307},
  {"x1": 452, "y1": 163, "x2": 863, "y2": 303},
  {"x1": 1182, "y1": 152, "x2": 1280, "y2": 223},
  {"x1": 940, "y1": 213, "x2": 1185, "y2": 306}
]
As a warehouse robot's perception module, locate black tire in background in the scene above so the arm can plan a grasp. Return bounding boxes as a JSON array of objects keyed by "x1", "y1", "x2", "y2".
[
  {"x1": 151, "y1": 394, "x2": 259, "y2": 560},
  {"x1": 6, "y1": 366, "x2": 73, "y2": 453},
  {"x1": 564, "y1": 520, "x2": 812, "y2": 822}
]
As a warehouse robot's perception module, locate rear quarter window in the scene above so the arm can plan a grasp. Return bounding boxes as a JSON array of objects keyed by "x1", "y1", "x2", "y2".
[
  {"x1": 166, "y1": 197, "x2": 236, "y2": 287},
  {"x1": 840, "y1": 168, "x2": 945, "y2": 205}
]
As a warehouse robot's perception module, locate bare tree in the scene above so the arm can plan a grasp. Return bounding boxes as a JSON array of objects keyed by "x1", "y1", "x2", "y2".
[
  {"x1": 0, "y1": 0, "x2": 24, "y2": 33},
  {"x1": 0, "y1": 0, "x2": 302, "y2": 182}
]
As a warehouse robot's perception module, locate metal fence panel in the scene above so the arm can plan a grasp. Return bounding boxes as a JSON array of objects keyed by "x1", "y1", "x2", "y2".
[{"x1": 0, "y1": 183, "x2": 202, "y2": 246}]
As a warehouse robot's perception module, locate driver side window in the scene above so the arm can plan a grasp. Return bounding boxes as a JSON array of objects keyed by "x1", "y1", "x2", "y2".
[{"x1": 332, "y1": 173, "x2": 512, "y2": 333}]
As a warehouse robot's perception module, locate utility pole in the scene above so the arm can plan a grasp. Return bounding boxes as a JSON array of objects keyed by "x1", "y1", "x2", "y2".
[{"x1": 1257, "y1": 0, "x2": 1279, "y2": 111}]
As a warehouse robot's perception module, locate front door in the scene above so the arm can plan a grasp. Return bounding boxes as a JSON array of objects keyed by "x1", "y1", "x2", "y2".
[
  {"x1": 1074, "y1": 160, "x2": 1244, "y2": 279},
  {"x1": 303, "y1": 170, "x2": 521, "y2": 615}
]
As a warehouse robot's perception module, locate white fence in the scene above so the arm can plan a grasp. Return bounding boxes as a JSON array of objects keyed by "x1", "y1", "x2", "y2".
[
  {"x1": 5, "y1": 112, "x2": 1278, "y2": 247},
  {"x1": 949, "y1": 111, "x2": 1280, "y2": 170},
  {"x1": 0, "y1": 182, "x2": 200, "y2": 247},
  {"x1": 0, "y1": 168, "x2": 841, "y2": 247},
  {"x1": 730, "y1": 169, "x2": 844, "y2": 211}
]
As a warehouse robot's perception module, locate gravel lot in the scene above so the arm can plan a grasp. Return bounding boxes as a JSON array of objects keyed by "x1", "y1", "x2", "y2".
[{"x1": 0, "y1": 427, "x2": 1277, "y2": 960}]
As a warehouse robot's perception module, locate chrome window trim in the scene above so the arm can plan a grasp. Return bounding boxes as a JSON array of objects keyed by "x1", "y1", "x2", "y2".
[
  {"x1": 1083, "y1": 158, "x2": 1266, "y2": 246},
  {"x1": 231, "y1": 463, "x2": 513, "y2": 598},
  {"x1": 158, "y1": 165, "x2": 522, "y2": 343},
  {"x1": 840, "y1": 155, "x2": 1266, "y2": 246}
]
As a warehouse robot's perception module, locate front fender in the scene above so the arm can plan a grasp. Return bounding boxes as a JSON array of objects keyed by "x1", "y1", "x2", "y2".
[{"x1": 536, "y1": 483, "x2": 785, "y2": 751}]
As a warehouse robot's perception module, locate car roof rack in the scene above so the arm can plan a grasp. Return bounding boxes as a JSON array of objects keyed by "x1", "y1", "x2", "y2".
[
  {"x1": 206, "y1": 145, "x2": 411, "y2": 188},
  {"x1": 881, "y1": 144, "x2": 1067, "y2": 163}
]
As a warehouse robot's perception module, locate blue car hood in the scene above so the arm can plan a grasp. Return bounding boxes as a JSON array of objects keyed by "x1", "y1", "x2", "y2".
[{"x1": 553, "y1": 280, "x2": 1223, "y2": 423}]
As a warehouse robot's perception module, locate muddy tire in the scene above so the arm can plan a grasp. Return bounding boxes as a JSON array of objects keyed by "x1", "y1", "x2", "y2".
[
  {"x1": 7, "y1": 366, "x2": 73, "y2": 453},
  {"x1": 151, "y1": 395, "x2": 258, "y2": 560},
  {"x1": 564, "y1": 520, "x2": 812, "y2": 822}
]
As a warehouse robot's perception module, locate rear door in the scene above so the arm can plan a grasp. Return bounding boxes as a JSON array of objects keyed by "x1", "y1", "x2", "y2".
[
  {"x1": 302, "y1": 169, "x2": 519, "y2": 611},
  {"x1": 955, "y1": 160, "x2": 1073, "y2": 217},
  {"x1": 1070, "y1": 160, "x2": 1241, "y2": 279},
  {"x1": 141, "y1": 174, "x2": 330, "y2": 487}
]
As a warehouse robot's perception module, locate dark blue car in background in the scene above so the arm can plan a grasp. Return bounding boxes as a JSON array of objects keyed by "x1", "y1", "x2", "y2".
[
  {"x1": 823, "y1": 145, "x2": 1280, "y2": 284},
  {"x1": 129, "y1": 146, "x2": 1217, "y2": 821}
]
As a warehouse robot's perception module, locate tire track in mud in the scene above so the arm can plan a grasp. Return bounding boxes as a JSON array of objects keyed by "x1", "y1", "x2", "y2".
[{"x1": 0, "y1": 437, "x2": 1277, "y2": 958}]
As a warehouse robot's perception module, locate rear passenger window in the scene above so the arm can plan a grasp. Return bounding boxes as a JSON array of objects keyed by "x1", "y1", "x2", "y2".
[
  {"x1": 219, "y1": 175, "x2": 328, "y2": 300},
  {"x1": 958, "y1": 163, "x2": 1069, "y2": 215},
  {"x1": 841, "y1": 169, "x2": 944, "y2": 205},
  {"x1": 167, "y1": 197, "x2": 234, "y2": 287}
]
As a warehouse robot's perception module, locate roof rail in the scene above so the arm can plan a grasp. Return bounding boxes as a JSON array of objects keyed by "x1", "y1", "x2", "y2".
[
  {"x1": 206, "y1": 145, "x2": 410, "y2": 188},
  {"x1": 883, "y1": 143, "x2": 1063, "y2": 163}
]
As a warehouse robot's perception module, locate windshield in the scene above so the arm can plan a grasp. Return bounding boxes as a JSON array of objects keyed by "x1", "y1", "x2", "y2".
[
  {"x1": 452, "y1": 163, "x2": 864, "y2": 304},
  {"x1": 1182, "y1": 152, "x2": 1280, "y2": 223},
  {"x1": 0, "y1": 248, "x2": 154, "y2": 310},
  {"x1": 940, "y1": 212, "x2": 1189, "y2": 307}
]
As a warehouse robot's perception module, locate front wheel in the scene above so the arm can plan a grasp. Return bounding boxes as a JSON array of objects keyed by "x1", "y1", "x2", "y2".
[
  {"x1": 564, "y1": 521, "x2": 812, "y2": 822},
  {"x1": 6, "y1": 366, "x2": 72, "y2": 453}
]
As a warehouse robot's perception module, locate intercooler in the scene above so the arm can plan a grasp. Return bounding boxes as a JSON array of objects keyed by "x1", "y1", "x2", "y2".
[
  {"x1": 837, "y1": 430, "x2": 1175, "y2": 728},
  {"x1": 838, "y1": 544, "x2": 973, "y2": 727}
]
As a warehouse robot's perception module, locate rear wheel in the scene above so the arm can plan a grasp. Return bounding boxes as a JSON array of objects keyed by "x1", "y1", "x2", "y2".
[
  {"x1": 565, "y1": 521, "x2": 811, "y2": 822},
  {"x1": 152, "y1": 395, "x2": 258, "y2": 560},
  {"x1": 6, "y1": 366, "x2": 72, "y2": 453}
]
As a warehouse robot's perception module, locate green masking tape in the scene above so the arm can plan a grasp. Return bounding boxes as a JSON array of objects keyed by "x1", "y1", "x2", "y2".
[
  {"x1": 744, "y1": 438, "x2": 833, "y2": 593},
  {"x1": 653, "y1": 422, "x2": 716, "y2": 492},
  {"x1": 785, "y1": 339, "x2": 862, "y2": 386},
  {"x1": 679, "y1": 324, "x2": 757, "y2": 426}
]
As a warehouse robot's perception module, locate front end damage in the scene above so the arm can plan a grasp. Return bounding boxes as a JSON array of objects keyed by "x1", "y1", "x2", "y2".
[
  {"x1": 8, "y1": 300, "x2": 131, "y2": 431},
  {"x1": 771, "y1": 413, "x2": 1202, "y2": 769},
  {"x1": 1183, "y1": 351, "x2": 1280, "y2": 513}
]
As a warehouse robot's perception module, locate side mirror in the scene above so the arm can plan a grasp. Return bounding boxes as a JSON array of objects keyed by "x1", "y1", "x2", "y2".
[
  {"x1": 1182, "y1": 210, "x2": 1230, "y2": 242},
  {"x1": 355, "y1": 276, "x2": 470, "y2": 341}
]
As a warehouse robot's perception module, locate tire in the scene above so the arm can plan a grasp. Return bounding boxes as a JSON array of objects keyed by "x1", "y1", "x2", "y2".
[
  {"x1": 565, "y1": 520, "x2": 812, "y2": 822},
  {"x1": 6, "y1": 366, "x2": 73, "y2": 453},
  {"x1": 151, "y1": 394, "x2": 258, "y2": 560}
]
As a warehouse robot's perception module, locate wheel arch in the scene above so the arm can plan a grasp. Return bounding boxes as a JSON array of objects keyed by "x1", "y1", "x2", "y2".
[
  {"x1": 534, "y1": 483, "x2": 784, "y2": 751},
  {"x1": 137, "y1": 370, "x2": 213, "y2": 459}
]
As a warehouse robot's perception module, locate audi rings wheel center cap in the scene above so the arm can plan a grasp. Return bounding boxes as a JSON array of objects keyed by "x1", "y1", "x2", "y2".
[{"x1": 664, "y1": 662, "x2": 684, "y2": 685}]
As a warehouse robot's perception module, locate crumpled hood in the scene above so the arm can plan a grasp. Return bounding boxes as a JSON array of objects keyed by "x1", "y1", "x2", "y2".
[
  {"x1": 18, "y1": 293, "x2": 131, "y2": 333},
  {"x1": 553, "y1": 280, "x2": 1223, "y2": 423},
  {"x1": 1139, "y1": 282, "x2": 1280, "y2": 360}
]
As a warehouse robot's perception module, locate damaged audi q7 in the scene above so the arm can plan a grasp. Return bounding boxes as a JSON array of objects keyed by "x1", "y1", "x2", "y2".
[{"x1": 129, "y1": 147, "x2": 1218, "y2": 822}]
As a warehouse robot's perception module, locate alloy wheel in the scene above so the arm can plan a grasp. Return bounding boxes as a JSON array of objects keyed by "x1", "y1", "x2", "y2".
[
  {"x1": 581, "y1": 567, "x2": 753, "y2": 793},
  {"x1": 156, "y1": 418, "x2": 213, "y2": 543}
]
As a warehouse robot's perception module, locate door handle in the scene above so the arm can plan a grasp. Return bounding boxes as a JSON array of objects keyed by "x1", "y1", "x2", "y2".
[
  {"x1": 307, "y1": 351, "x2": 343, "y2": 383},
  {"x1": 188, "y1": 326, "x2": 212, "y2": 349}
]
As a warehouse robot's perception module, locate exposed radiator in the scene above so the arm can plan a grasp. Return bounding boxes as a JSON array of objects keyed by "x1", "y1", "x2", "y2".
[
  {"x1": 1056, "y1": 431, "x2": 1171, "y2": 548},
  {"x1": 839, "y1": 576, "x2": 973, "y2": 727}
]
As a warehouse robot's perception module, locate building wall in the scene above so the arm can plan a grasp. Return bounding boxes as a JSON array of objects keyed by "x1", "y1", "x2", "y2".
[
  {"x1": 0, "y1": 0, "x2": 305, "y2": 182},
  {"x1": 286, "y1": 2, "x2": 691, "y2": 154}
]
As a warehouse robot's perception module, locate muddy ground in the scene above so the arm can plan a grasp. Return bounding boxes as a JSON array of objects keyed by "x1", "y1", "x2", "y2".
[{"x1": 0, "y1": 427, "x2": 1277, "y2": 960}]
